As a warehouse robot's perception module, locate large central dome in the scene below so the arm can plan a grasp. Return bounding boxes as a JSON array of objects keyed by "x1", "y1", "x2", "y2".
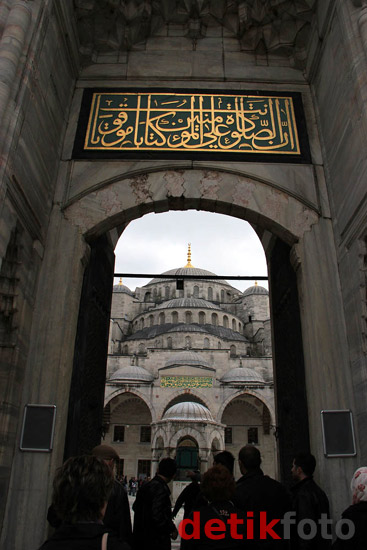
[{"x1": 148, "y1": 266, "x2": 218, "y2": 284}]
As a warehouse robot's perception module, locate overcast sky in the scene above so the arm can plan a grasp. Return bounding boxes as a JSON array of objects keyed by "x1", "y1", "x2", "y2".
[{"x1": 114, "y1": 210, "x2": 268, "y2": 293}]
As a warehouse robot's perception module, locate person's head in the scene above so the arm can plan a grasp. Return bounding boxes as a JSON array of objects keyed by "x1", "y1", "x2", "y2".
[
  {"x1": 157, "y1": 457, "x2": 177, "y2": 481},
  {"x1": 238, "y1": 445, "x2": 261, "y2": 474},
  {"x1": 91, "y1": 444, "x2": 119, "y2": 472},
  {"x1": 291, "y1": 452, "x2": 316, "y2": 481},
  {"x1": 187, "y1": 470, "x2": 201, "y2": 482},
  {"x1": 201, "y1": 464, "x2": 236, "y2": 502},
  {"x1": 351, "y1": 467, "x2": 367, "y2": 504},
  {"x1": 52, "y1": 455, "x2": 114, "y2": 524},
  {"x1": 213, "y1": 451, "x2": 235, "y2": 475}
]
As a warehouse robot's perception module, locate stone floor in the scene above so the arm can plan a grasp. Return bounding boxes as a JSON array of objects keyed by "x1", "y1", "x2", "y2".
[{"x1": 128, "y1": 494, "x2": 184, "y2": 549}]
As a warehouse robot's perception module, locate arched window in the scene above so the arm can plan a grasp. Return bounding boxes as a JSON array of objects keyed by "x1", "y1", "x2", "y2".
[
  {"x1": 167, "y1": 337, "x2": 172, "y2": 349},
  {"x1": 208, "y1": 287, "x2": 213, "y2": 300},
  {"x1": 185, "y1": 311, "x2": 192, "y2": 324},
  {"x1": 185, "y1": 336, "x2": 191, "y2": 349},
  {"x1": 153, "y1": 287, "x2": 158, "y2": 297},
  {"x1": 218, "y1": 341, "x2": 221, "y2": 349},
  {"x1": 230, "y1": 345, "x2": 236, "y2": 357},
  {"x1": 140, "y1": 318, "x2": 145, "y2": 330},
  {"x1": 223, "y1": 315, "x2": 228, "y2": 328},
  {"x1": 221, "y1": 289, "x2": 225, "y2": 302},
  {"x1": 204, "y1": 337, "x2": 210, "y2": 348},
  {"x1": 165, "y1": 285, "x2": 170, "y2": 299},
  {"x1": 212, "y1": 312, "x2": 218, "y2": 326},
  {"x1": 149, "y1": 314, "x2": 154, "y2": 327},
  {"x1": 138, "y1": 343, "x2": 145, "y2": 354},
  {"x1": 238, "y1": 322, "x2": 241, "y2": 331},
  {"x1": 172, "y1": 311, "x2": 178, "y2": 323},
  {"x1": 232, "y1": 319, "x2": 236, "y2": 331},
  {"x1": 144, "y1": 292, "x2": 151, "y2": 302},
  {"x1": 159, "y1": 312, "x2": 165, "y2": 325},
  {"x1": 193, "y1": 285, "x2": 199, "y2": 298},
  {"x1": 199, "y1": 311, "x2": 206, "y2": 324},
  {"x1": 123, "y1": 344, "x2": 128, "y2": 354}
]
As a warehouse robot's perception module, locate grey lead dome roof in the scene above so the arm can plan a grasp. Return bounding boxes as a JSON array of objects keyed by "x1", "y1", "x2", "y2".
[
  {"x1": 243, "y1": 285, "x2": 268, "y2": 297},
  {"x1": 113, "y1": 283, "x2": 133, "y2": 296},
  {"x1": 221, "y1": 367, "x2": 265, "y2": 384},
  {"x1": 149, "y1": 266, "x2": 217, "y2": 284},
  {"x1": 156, "y1": 298, "x2": 218, "y2": 310},
  {"x1": 164, "y1": 350, "x2": 212, "y2": 369},
  {"x1": 162, "y1": 402, "x2": 214, "y2": 422},
  {"x1": 109, "y1": 365, "x2": 154, "y2": 383}
]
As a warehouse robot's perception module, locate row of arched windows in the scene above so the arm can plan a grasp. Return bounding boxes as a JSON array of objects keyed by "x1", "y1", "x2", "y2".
[
  {"x1": 135, "y1": 311, "x2": 242, "y2": 332},
  {"x1": 120, "y1": 340, "x2": 238, "y2": 355},
  {"x1": 143, "y1": 285, "x2": 233, "y2": 303}
]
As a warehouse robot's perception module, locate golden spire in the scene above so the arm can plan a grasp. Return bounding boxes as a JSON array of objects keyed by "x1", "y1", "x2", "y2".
[
  {"x1": 255, "y1": 281, "x2": 258, "y2": 286},
  {"x1": 119, "y1": 277, "x2": 123, "y2": 285},
  {"x1": 185, "y1": 243, "x2": 194, "y2": 268}
]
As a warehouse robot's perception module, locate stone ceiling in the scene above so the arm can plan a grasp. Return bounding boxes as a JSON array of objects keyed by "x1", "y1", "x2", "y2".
[{"x1": 74, "y1": 0, "x2": 316, "y2": 67}]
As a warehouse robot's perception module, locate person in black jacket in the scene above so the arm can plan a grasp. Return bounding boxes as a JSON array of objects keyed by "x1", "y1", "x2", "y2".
[
  {"x1": 39, "y1": 455, "x2": 130, "y2": 550},
  {"x1": 332, "y1": 466, "x2": 367, "y2": 549},
  {"x1": 290, "y1": 452, "x2": 331, "y2": 550},
  {"x1": 172, "y1": 470, "x2": 201, "y2": 520},
  {"x1": 132, "y1": 457, "x2": 178, "y2": 550},
  {"x1": 234, "y1": 445, "x2": 290, "y2": 548}
]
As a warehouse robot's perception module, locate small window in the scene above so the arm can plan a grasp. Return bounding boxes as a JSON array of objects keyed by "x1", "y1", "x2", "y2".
[
  {"x1": 159, "y1": 312, "x2": 165, "y2": 325},
  {"x1": 165, "y1": 285, "x2": 170, "y2": 299},
  {"x1": 204, "y1": 337, "x2": 210, "y2": 348},
  {"x1": 199, "y1": 311, "x2": 206, "y2": 324},
  {"x1": 113, "y1": 426, "x2": 125, "y2": 442},
  {"x1": 248, "y1": 427, "x2": 258, "y2": 445},
  {"x1": 140, "y1": 426, "x2": 151, "y2": 443},
  {"x1": 149, "y1": 315, "x2": 154, "y2": 327},
  {"x1": 223, "y1": 315, "x2": 229, "y2": 328},
  {"x1": 167, "y1": 337, "x2": 172, "y2": 349},
  {"x1": 185, "y1": 311, "x2": 192, "y2": 324},
  {"x1": 230, "y1": 345, "x2": 236, "y2": 357},
  {"x1": 208, "y1": 287, "x2": 213, "y2": 300},
  {"x1": 225, "y1": 427, "x2": 233, "y2": 444},
  {"x1": 172, "y1": 311, "x2": 178, "y2": 323},
  {"x1": 212, "y1": 313, "x2": 218, "y2": 326},
  {"x1": 221, "y1": 289, "x2": 225, "y2": 302},
  {"x1": 193, "y1": 285, "x2": 199, "y2": 297}
]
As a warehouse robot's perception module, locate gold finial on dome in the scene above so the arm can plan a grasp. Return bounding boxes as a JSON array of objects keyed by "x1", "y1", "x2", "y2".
[
  {"x1": 119, "y1": 277, "x2": 123, "y2": 285},
  {"x1": 255, "y1": 281, "x2": 258, "y2": 286},
  {"x1": 185, "y1": 243, "x2": 194, "y2": 268}
]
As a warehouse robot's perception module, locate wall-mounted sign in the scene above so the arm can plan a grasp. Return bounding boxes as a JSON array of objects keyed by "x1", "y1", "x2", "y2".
[
  {"x1": 20, "y1": 404, "x2": 56, "y2": 452},
  {"x1": 161, "y1": 376, "x2": 213, "y2": 388},
  {"x1": 321, "y1": 410, "x2": 356, "y2": 457},
  {"x1": 74, "y1": 89, "x2": 310, "y2": 163}
]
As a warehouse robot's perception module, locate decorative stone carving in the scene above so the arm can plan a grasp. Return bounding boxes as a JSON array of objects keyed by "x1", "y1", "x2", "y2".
[{"x1": 74, "y1": 0, "x2": 316, "y2": 67}]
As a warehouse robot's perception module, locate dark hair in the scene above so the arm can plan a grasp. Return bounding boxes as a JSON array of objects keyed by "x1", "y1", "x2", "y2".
[
  {"x1": 293, "y1": 452, "x2": 316, "y2": 476},
  {"x1": 52, "y1": 455, "x2": 114, "y2": 523},
  {"x1": 213, "y1": 451, "x2": 235, "y2": 474},
  {"x1": 158, "y1": 457, "x2": 177, "y2": 479},
  {"x1": 201, "y1": 464, "x2": 235, "y2": 502},
  {"x1": 238, "y1": 445, "x2": 261, "y2": 470},
  {"x1": 91, "y1": 444, "x2": 119, "y2": 461}
]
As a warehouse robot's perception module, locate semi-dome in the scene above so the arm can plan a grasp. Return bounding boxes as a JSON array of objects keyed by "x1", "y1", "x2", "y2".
[
  {"x1": 155, "y1": 297, "x2": 218, "y2": 310},
  {"x1": 164, "y1": 350, "x2": 212, "y2": 369},
  {"x1": 109, "y1": 365, "x2": 154, "y2": 383},
  {"x1": 243, "y1": 284, "x2": 268, "y2": 297},
  {"x1": 220, "y1": 366, "x2": 265, "y2": 384},
  {"x1": 162, "y1": 402, "x2": 214, "y2": 422}
]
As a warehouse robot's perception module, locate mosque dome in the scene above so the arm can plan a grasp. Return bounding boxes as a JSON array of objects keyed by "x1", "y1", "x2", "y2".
[
  {"x1": 162, "y1": 402, "x2": 214, "y2": 422},
  {"x1": 113, "y1": 279, "x2": 133, "y2": 296},
  {"x1": 164, "y1": 350, "x2": 212, "y2": 369},
  {"x1": 156, "y1": 297, "x2": 217, "y2": 310},
  {"x1": 220, "y1": 366, "x2": 265, "y2": 385},
  {"x1": 109, "y1": 365, "x2": 154, "y2": 383},
  {"x1": 243, "y1": 283, "x2": 268, "y2": 297}
]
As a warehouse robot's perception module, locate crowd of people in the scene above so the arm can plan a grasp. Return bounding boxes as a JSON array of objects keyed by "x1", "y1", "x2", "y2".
[{"x1": 37, "y1": 444, "x2": 367, "y2": 550}]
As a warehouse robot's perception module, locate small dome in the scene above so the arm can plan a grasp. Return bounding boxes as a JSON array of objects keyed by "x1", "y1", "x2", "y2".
[
  {"x1": 163, "y1": 402, "x2": 214, "y2": 422},
  {"x1": 243, "y1": 284, "x2": 268, "y2": 297},
  {"x1": 155, "y1": 298, "x2": 217, "y2": 310},
  {"x1": 109, "y1": 365, "x2": 154, "y2": 383},
  {"x1": 221, "y1": 367, "x2": 265, "y2": 384},
  {"x1": 164, "y1": 350, "x2": 212, "y2": 369},
  {"x1": 113, "y1": 282, "x2": 133, "y2": 296}
]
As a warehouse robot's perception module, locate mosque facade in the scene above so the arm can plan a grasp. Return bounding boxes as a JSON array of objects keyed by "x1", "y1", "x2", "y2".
[{"x1": 103, "y1": 247, "x2": 276, "y2": 483}]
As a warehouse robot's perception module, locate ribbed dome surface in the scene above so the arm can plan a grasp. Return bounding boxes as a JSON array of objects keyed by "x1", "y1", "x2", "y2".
[
  {"x1": 164, "y1": 350, "x2": 211, "y2": 369},
  {"x1": 109, "y1": 365, "x2": 154, "y2": 383},
  {"x1": 156, "y1": 298, "x2": 217, "y2": 310},
  {"x1": 163, "y1": 402, "x2": 214, "y2": 422},
  {"x1": 113, "y1": 284, "x2": 133, "y2": 296},
  {"x1": 221, "y1": 367, "x2": 265, "y2": 384},
  {"x1": 243, "y1": 285, "x2": 268, "y2": 297},
  {"x1": 149, "y1": 266, "x2": 217, "y2": 284}
]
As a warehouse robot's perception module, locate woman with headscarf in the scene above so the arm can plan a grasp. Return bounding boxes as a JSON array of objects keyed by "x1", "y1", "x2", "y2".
[{"x1": 332, "y1": 466, "x2": 367, "y2": 549}]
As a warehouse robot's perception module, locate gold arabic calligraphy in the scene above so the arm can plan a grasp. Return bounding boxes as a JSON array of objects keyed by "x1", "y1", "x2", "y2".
[{"x1": 85, "y1": 93, "x2": 300, "y2": 154}]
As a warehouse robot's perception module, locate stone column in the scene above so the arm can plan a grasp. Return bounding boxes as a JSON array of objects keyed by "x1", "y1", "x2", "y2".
[
  {"x1": 295, "y1": 218, "x2": 358, "y2": 520},
  {"x1": 0, "y1": 207, "x2": 89, "y2": 550},
  {"x1": 0, "y1": 1, "x2": 32, "y2": 126}
]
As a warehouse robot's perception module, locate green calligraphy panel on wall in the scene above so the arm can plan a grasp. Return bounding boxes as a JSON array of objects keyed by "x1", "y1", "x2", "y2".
[
  {"x1": 83, "y1": 92, "x2": 301, "y2": 155},
  {"x1": 161, "y1": 376, "x2": 213, "y2": 388}
]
